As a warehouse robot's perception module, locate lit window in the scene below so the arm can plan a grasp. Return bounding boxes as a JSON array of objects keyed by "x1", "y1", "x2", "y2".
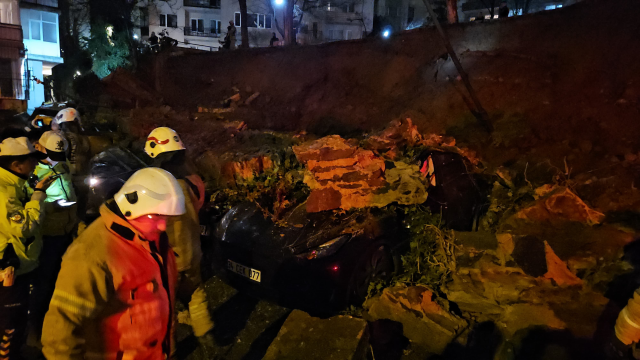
[
  {"x1": 545, "y1": 5, "x2": 557, "y2": 10},
  {"x1": 484, "y1": 14, "x2": 491, "y2": 19},
  {"x1": 557, "y1": 4, "x2": 562, "y2": 7},
  {"x1": 470, "y1": 17, "x2": 476, "y2": 21},
  {"x1": 493, "y1": 14, "x2": 499, "y2": 18}
]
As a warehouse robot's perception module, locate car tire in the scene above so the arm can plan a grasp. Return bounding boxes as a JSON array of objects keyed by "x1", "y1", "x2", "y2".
[{"x1": 348, "y1": 243, "x2": 394, "y2": 305}]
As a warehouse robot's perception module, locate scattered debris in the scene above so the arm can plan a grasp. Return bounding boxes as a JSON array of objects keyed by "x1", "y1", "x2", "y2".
[
  {"x1": 198, "y1": 106, "x2": 234, "y2": 114},
  {"x1": 543, "y1": 240, "x2": 583, "y2": 286},
  {"x1": 366, "y1": 286, "x2": 467, "y2": 354},
  {"x1": 517, "y1": 185, "x2": 605, "y2": 225},
  {"x1": 245, "y1": 92, "x2": 261, "y2": 105}
]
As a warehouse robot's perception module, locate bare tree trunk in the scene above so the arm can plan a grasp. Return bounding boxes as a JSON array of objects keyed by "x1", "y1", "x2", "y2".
[
  {"x1": 284, "y1": 0, "x2": 295, "y2": 45},
  {"x1": 421, "y1": 0, "x2": 493, "y2": 132},
  {"x1": 446, "y1": 0, "x2": 458, "y2": 23},
  {"x1": 239, "y1": 0, "x2": 250, "y2": 48}
]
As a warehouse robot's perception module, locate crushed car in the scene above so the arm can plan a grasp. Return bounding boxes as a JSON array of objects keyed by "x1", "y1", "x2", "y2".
[{"x1": 210, "y1": 148, "x2": 489, "y2": 312}]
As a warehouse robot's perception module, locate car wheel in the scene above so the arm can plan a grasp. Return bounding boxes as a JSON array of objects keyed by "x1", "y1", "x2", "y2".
[{"x1": 349, "y1": 243, "x2": 394, "y2": 304}]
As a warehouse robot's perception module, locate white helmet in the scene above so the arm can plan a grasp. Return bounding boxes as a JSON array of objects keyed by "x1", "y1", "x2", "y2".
[
  {"x1": 114, "y1": 167, "x2": 186, "y2": 219},
  {"x1": 145, "y1": 127, "x2": 186, "y2": 158},
  {"x1": 52, "y1": 108, "x2": 81, "y2": 131},
  {"x1": 39, "y1": 131, "x2": 68, "y2": 161}
]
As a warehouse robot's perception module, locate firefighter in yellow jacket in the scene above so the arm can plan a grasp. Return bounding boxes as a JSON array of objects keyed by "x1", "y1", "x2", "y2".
[
  {"x1": 145, "y1": 127, "x2": 214, "y2": 346},
  {"x1": 42, "y1": 168, "x2": 185, "y2": 360},
  {"x1": 0, "y1": 137, "x2": 55, "y2": 359}
]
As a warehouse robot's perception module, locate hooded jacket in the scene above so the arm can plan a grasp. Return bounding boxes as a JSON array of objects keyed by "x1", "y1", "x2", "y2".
[
  {"x1": 42, "y1": 201, "x2": 177, "y2": 360},
  {"x1": 34, "y1": 161, "x2": 78, "y2": 236},
  {"x1": 0, "y1": 166, "x2": 45, "y2": 275}
]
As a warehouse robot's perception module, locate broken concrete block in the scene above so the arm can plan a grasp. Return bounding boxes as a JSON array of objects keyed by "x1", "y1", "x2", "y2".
[
  {"x1": 364, "y1": 118, "x2": 422, "y2": 151},
  {"x1": 543, "y1": 241, "x2": 583, "y2": 286},
  {"x1": 366, "y1": 286, "x2": 467, "y2": 354},
  {"x1": 264, "y1": 310, "x2": 369, "y2": 360},
  {"x1": 499, "y1": 304, "x2": 566, "y2": 338},
  {"x1": 517, "y1": 185, "x2": 605, "y2": 225}
]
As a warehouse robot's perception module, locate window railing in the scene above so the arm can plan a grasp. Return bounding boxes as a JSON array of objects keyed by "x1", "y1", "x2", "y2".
[
  {"x1": 20, "y1": 0, "x2": 59, "y2": 8},
  {"x1": 184, "y1": 27, "x2": 221, "y2": 37},
  {"x1": 184, "y1": 0, "x2": 221, "y2": 9}
]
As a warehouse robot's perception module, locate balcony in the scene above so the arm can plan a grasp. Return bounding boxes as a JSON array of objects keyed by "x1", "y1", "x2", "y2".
[
  {"x1": 184, "y1": 0, "x2": 221, "y2": 9},
  {"x1": 0, "y1": 23, "x2": 25, "y2": 52},
  {"x1": 20, "y1": 0, "x2": 59, "y2": 8},
  {"x1": 184, "y1": 27, "x2": 221, "y2": 38}
]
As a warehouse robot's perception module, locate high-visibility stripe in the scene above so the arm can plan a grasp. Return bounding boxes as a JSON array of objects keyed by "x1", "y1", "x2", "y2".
[
  {"x1": 622, "y1": 307, "x2": 640, "y2": 329},
  {"x1": 50, "y1": 290, "x2": 96, "y2": 317}
]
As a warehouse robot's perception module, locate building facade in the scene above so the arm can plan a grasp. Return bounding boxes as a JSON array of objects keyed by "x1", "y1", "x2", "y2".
[
  {"x1": 296, "y1": 0, "x2": 374, "y2": 45},
  {"x1": 0, "y1": 0, "x2": 25, "y2": 111},
  {"x1": 137, "y1": 0, "x2": 374, "y2": 50},
  {"x1": 19, "y1": 0, "x2": 62, "y2": 113},
  {"x1": 137, "y1": 0, "x2": 223, "y2": 51}
]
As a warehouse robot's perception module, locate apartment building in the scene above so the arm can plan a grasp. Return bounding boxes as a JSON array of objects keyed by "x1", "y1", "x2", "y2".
[
  {"x1": 138, "y1": 0, "x2": 223, "y2": 51},
  {"x1": 19, "y1": 0, "x2": 62, "y2": 113},
  {"x1": 0, "y1": 0, "x2": 25, "y2": 111},
  {"x1": 297, "y1": 0, "x2": 374, "y2": 45}
]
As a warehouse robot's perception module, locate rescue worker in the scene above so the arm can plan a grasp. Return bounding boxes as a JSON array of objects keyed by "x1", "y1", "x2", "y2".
[
  {"x1": 51, "y1": 108, "x2": 90, "y2": 176},
  {"x1": 30, "y1": 131, "x2": 78, "y2": 342},
  {"x1": 144, "y1": 127, "x2": 214, "y2": 347},
  {"x1": 51, "y1": 107, "x2": 91, "y2": 224},
  {"x1": 42, "y1": 168, "x2": 185, "y2": 360},
  {"x1": 0, "y1": 137, "x2": 55, "y2": 359}
]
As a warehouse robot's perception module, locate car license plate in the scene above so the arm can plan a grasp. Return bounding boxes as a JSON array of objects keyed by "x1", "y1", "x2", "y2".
[{"x1": 227, "y1": 260, "x2": 261, "y2": 282}]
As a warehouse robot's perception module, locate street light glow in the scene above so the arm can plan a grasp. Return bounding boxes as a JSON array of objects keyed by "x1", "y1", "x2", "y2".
[
  {"x1": 133, "y1": 34, "x2": 139, "y2": 39},
  {"x1": 383, "y1": 30, "x2": 390, "y2": 38},
  {"x1": 275, "y1": 0, "x2": 284, "y2": 5}
]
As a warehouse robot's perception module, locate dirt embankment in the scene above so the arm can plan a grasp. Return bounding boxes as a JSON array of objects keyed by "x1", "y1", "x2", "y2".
[{"x1": 130, "y1": 0, "x2": 640, "y2": 213}]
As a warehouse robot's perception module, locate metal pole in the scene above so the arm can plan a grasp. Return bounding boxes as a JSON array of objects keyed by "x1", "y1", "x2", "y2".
[{"x1": 420, "y1": 0, "x2": 493, "y2": 132}]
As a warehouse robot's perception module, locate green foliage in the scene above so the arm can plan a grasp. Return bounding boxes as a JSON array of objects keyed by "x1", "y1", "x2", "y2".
[
  {"x1": 394, "y1": 205, "x2": 455, "y2": 289},
  {"x1": 215, "y1": 149, "x2": 310, "y2": 224},
  {"x1": 85, "y1": 21, "x2": 131, "y2": 78},
  {"x1": 365, "y1": 205, "x2": 456, "y2": 301}
]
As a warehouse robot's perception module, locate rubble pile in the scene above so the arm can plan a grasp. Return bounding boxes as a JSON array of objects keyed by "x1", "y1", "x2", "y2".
[
  {"x1": 516, "y1": 185, "x2": 606, "y2": 225},
  {"x1": 293, "y1": 135, "x2": 387, "y2": 212},
  {"x1": 293, "y1": 135, "x2": 434, "y2": 212}
]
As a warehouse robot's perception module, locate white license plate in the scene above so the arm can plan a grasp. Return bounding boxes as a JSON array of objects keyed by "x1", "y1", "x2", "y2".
[{"x1": 227, "y1": 260, "x2": 261, "y2": 282}]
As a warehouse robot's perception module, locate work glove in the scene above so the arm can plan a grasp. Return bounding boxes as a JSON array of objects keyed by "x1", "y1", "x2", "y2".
[{"x1": 606, "y1": 335, "x2": 632, "y2": 360}]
